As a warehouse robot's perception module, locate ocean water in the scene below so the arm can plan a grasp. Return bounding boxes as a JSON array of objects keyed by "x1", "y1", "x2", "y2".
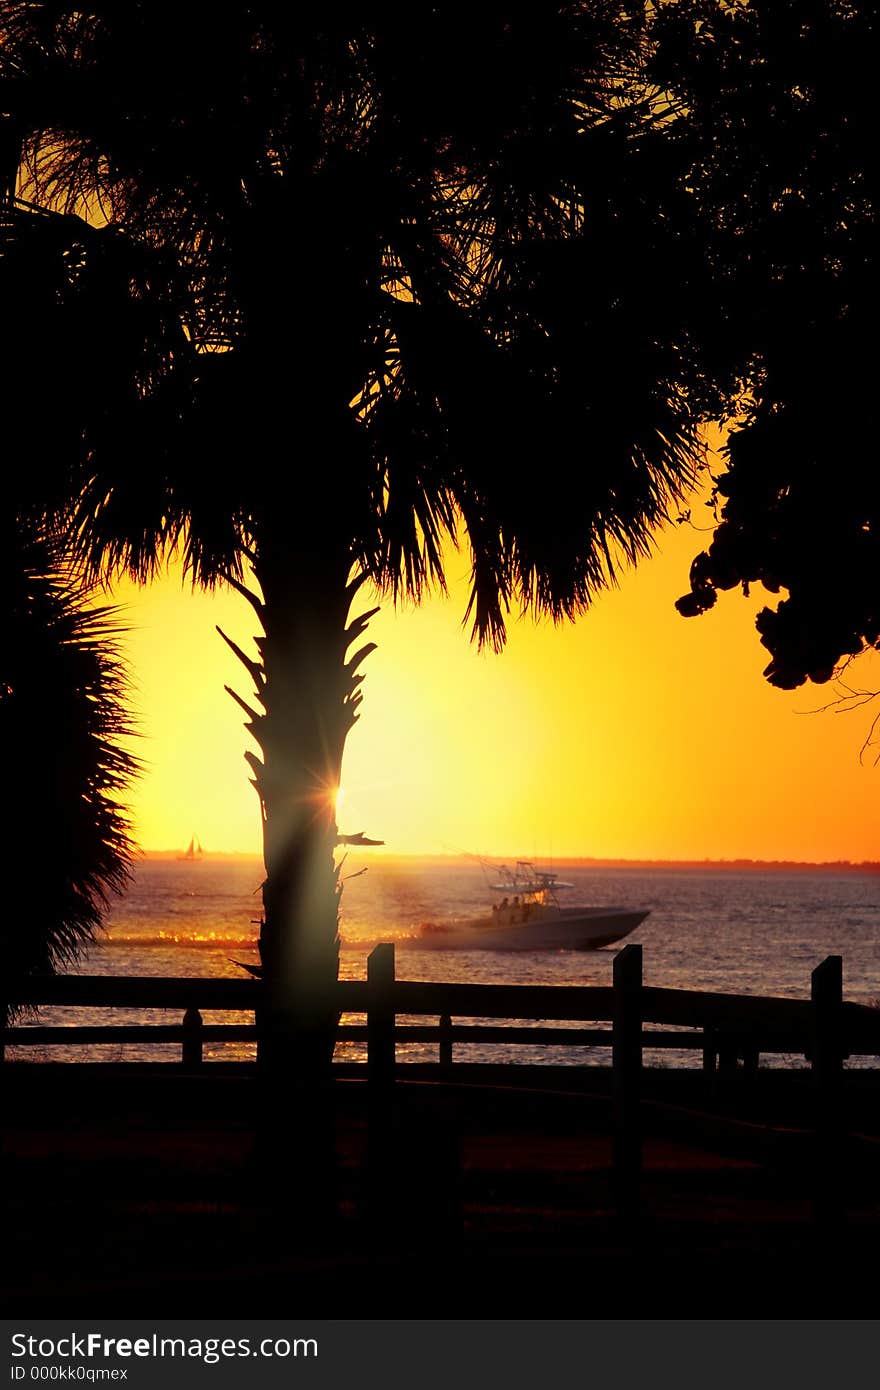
[{"x1": 9, "y1": 856, "x2": 880, "y2": 1067}]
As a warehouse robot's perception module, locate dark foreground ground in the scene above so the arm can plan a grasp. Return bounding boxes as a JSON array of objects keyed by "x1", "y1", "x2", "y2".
[{"x1": 2, "y1": 1064, "x2": 879, "y2": 1318}]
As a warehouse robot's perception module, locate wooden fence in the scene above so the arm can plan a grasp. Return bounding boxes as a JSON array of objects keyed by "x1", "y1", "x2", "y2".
[
  {"x1": 5, "y1": 942, "x2": 880, "y2": 1069},
  {"x1": 3, "y1": 943, "x2": 880, "y2": 1221}
]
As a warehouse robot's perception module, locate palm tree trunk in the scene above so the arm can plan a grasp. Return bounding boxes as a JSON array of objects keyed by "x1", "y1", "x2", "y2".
[
  {"x1": 230, "y1": 538, "x2": 376, "y2": 1232},
  {"x1": 243, "y1": 538, "x2": 370, "y2": 1079}
]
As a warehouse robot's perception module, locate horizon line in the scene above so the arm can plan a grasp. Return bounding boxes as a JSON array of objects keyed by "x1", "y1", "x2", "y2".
[{"x1": 138, "y1": 849, "x2": 880, "y2": 871}]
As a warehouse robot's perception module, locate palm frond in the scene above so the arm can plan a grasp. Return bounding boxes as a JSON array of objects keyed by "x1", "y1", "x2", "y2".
[
  {"x1": 0, "y1": 521, "x2": 138, "y2": 1004},
  {"x1": 3, "y1": 2, "x2": 713, "y2": 643}
]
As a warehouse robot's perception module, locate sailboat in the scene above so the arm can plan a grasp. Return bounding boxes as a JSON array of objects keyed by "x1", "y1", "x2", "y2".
[{"x1": 177, "y1": 835, "x2": 205, "y2": 863}]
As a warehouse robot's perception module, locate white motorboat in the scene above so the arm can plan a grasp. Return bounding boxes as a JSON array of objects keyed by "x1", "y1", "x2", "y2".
[{"x1": 399, "y1": 861, "x2": 649, "y2": 952}]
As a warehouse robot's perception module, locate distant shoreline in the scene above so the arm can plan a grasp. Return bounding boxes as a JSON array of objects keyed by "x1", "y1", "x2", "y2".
[{"x1": 138, "y1": 849, "x2": 879, "y2": 873}]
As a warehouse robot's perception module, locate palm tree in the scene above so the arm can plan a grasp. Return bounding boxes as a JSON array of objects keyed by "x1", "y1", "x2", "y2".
[
  {"x1": 1, "y1": 519, "x2": 136, "y2": 1017},
  {"x1": 0, "y1": 4, "x2": 714, "y2": 1073}
]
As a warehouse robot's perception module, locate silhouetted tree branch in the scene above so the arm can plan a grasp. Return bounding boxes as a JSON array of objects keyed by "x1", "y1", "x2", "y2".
[
  {"x1": 656, "y1": 1, "x2": 879, "y2": 695},
  {"x1": 800, "y1": 663, "x2": 880, "y2": 767}
]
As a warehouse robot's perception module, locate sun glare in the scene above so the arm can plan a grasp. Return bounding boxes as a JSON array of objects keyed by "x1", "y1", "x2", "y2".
[{"x1": 111, "y1": 485, "x2": 879, "y2": 864}]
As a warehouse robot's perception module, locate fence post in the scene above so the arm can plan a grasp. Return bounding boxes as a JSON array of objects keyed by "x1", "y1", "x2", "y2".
[
  {"x1": 811, "y1": 954, "x2": 844, "y2": 1229},
  {"x1": 368, "y1": 943, "x2": 396, "y2": 1089},
  {"x1": 718, "y1": 1042, "x2": 739, "y2": 1077},
  {"x1": 182, "y1": 1007, "x2": 203, "y2": 1068},
  {"x1": 439, "y1": 1013, "x2": 453, "y2": 1067},
  {"x1": 367, "y1": 944, "x2": 396, "y2": 1233},
  {"x1": 612, "y1": 943, "x2": 643, "y2": 1223}
]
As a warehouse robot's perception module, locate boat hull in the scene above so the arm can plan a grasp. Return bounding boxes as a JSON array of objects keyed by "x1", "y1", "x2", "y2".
[{"x1": 399, "y1": 905, "x2": 649, "y2": 952}]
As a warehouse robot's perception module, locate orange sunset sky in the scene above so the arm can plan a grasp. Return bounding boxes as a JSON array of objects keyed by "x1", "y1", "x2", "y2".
[{"x1": 107, "y1": 445, "x2": 878, "y2": 866}]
